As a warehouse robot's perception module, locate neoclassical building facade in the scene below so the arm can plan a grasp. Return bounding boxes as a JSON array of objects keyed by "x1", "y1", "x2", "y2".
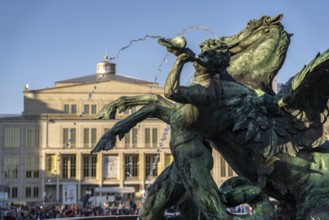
[{"x1": 0, "y1": 58, "x2": 235, "y2": 205}]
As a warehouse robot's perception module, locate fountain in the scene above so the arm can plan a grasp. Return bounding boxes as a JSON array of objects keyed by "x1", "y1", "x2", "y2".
[{"x1": 93, "y1": 14, "x2": 329, "y2": 219}]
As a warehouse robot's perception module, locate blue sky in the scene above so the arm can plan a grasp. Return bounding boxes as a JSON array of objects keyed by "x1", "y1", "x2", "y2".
[{"x1": 1, "y1": 0, "x2": 329, "y2": 114}]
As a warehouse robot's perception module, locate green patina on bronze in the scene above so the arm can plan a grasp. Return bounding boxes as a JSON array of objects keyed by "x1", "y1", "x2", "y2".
[{"x1": 92, "y1": 15, "x2": 329, "y2": 219}]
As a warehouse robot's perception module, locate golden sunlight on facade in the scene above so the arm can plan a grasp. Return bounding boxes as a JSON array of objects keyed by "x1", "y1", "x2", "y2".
[{"x1": 0, "y1": 57, "x2": 235, "y2": 205}]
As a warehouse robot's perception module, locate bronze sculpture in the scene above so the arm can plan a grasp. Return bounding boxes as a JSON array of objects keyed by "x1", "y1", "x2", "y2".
[{"x1": 92, "y1": 14, "x2": 329, "y2": 219}]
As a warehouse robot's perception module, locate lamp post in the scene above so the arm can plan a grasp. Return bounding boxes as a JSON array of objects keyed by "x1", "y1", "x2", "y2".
[{"x1": 56, "y1": 153, "x2": 61, "y2": 202}]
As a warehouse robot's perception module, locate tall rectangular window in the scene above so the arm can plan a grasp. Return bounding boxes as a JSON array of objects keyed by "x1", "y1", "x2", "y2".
[
  {"x1": 144, "y1": 127, "x2": 158, "y2": 148},
  {"x1": 220, "y1": 156, "x2": 227, "y2": 177},
  {"x1": 124, "y1": 131, "x2": 131, "y2": 148},
  {"x1": 228, "y1": 166, "x2": 234, "y2": 177},
  {"x1": 33, "y1": 187, "x2": 39, "y2": 198},
  {"x1": 83, "y1": 155, "x2": 97, "y2": 178},
  {"x1": 4, "y1": 156, "x2": 19, "y2": 179},
  {"x1": 4, "y1": 127, "x2": 20, "y2": 148},
  {"x1": 84, "y1": 105, "x2": 90, "y2": 114},
  {"x1": 10, "y1": 187, "x2": 18, "y2": 198},
  {"x1": 132, "y1": 128, "x2": 137, "y2": 147},
  {"x1": 152, "y1": 128, "x2": 158, "y2": 148},
  {"x1": 71, "y1": 104, "x2": 77, "y2": 114},
  {"x1": 124, "y1": 128, "x2": 138, "y2": 149},
  {"x1": 125, "y1": 155, "x2": 139, "y2": 179},
  {"x1": 91, "y1": 104, "x2": 97, "y2": 114},
  {"x1": 83, "y1": 128, "x2": 97, "y2": 148},
  {"x1": 145, "y1": 155, "x2": 158, "y2": 177},
  {"x1": 62, "y1": 155, "x2": 76, "y2": 179},
  {"x1": 64, "y1": 105, "x2": 69, "y2": 114},
  {"x1": 70, "y1": 128, "x2": 76, "y2": 148},
  {"x1": 83, "y1": 128, "x2": 89, "y2": 148},
  {"x1": 25, "y1": 156, "x2": 39, "y2": 178},
  {"x1": 63, "y1": 128, "x2": 69, "y2": 148},
  {"x1": 26, "y1": 156, "x2": 32, "y2": 178},
  {"x1": 26, "y1": 187, "x2": 32, "y2": 198},
  {"x1": 63, "y1": 128, "x2": 76, "y2": 148},
  {"x1": 91, "y1": 128, "x2": 97, "y2": 146},
  {"x1": 62, "y1": 157, "x2": 68, "y2": 178},
  {"x1": 26, "y1": 127, "x2": 40, "y2": 148},
  {"x1": 144, "y1": 128, "x2": 150, "y2": 148}
]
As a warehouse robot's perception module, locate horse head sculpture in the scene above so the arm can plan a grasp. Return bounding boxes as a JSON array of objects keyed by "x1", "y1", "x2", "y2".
[{"x1": 219, "y1": 14, "x2": 291, "y2": 94}]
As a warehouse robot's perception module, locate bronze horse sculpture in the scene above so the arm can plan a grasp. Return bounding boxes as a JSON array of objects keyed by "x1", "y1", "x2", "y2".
[{"x1": 92, "y1": 15, "x2": 329, "y2": 219}]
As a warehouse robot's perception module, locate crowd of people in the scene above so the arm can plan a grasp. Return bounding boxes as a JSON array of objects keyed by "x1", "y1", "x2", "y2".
[{"x1": 0, "y1": 200, "x2": 141, "y2": 220}]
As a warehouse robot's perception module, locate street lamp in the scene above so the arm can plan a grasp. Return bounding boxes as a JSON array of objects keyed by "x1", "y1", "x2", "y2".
[{"x1": 56, "y1": 153, "x2": 61, "y2": 202}]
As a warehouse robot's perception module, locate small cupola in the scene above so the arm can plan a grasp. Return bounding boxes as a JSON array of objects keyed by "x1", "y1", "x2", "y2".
[{"x1": 96, "y1": 55, "x2": 116, "y2": 75}]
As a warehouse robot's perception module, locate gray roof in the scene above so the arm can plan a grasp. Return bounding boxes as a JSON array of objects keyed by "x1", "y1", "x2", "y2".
[{"x1": 56, "y1": 73, "x2": 153, "y2": 85}]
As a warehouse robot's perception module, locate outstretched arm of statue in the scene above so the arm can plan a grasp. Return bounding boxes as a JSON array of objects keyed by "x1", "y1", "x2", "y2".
[
  {"x1": 164, "y1": 50, "x2": 219, "y2": 106},
  {"x1": 163, "y1": 49, "x2": 214, "y2": 106},
  {"x1": 159, "y1": 35, "x2": 212, "y2": 106},
  {"x1": 163, "y1": 54, "x2": 185, "y2": 99}
]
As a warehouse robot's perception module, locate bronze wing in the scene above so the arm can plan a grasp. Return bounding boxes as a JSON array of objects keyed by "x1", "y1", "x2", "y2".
[{"x1": 276, "y1": 49, "x2": 329, "y2": 150}]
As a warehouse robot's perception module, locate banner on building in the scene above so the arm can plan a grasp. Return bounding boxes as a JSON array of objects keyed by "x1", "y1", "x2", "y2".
[
  {"x1": 62, "y1": 183, "x2": 77, "y2": 204},
  {"x1": 45, "y1": 154, "x2": 58, "y2": 178},
  {"x1": 103, "y1": 155, "x2": 118, "y2": 178}
]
